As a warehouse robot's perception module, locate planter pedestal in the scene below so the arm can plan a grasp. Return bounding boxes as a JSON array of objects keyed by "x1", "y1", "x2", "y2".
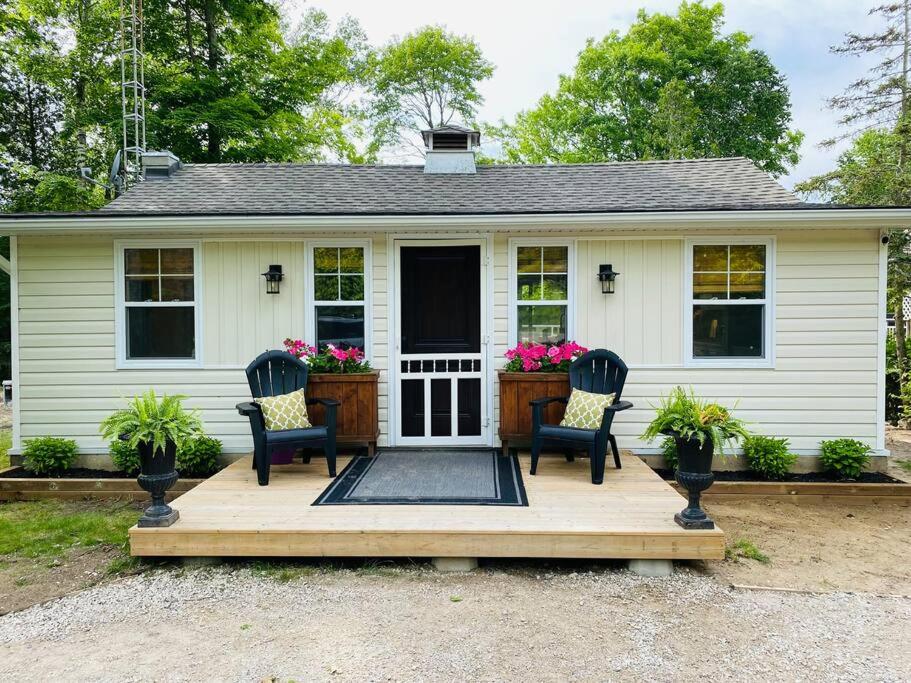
[
  {"x1": 672, "y1": 435, "x2": 716, "y2": 530},
  {"x1": 137, "y1": 440, "x2": 180, "y2": 528}
]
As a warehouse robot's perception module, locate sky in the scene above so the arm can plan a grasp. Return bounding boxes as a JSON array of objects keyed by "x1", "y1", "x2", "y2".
[{"x1": 298, "y1": 0, "x2": 885, "y2": 190}]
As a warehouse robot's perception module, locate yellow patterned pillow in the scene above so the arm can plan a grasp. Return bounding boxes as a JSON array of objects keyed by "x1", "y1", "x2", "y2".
[
  {"x1": 559, "y1": 388, "x2": 616, "y2": 430},
  {"x1": 254, "y1": 388, "x2": 312, "y2": 431}
]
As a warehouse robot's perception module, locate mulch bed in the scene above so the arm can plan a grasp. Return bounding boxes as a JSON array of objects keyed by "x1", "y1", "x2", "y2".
[
  {"x1": 0, "y1": 467, "x2": 210, "y2": 479},
  {"x1": 652, "y1": 468, "x2": 903, "y2": 484}
]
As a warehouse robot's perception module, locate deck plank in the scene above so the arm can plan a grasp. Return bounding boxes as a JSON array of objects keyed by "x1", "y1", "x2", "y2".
[{"x1": 129, "y1": 454, "x2": 725, "y2": 560}]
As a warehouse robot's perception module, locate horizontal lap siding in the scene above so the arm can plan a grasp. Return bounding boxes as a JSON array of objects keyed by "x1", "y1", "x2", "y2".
[
  {"x1": 17, "y1": 234, "x2": 387, "y2": 452},
  {"x1": 567, "y1": 229, "x2": 880, "y2": 451},
  {"x1": 17, "y1": 228, "x2": 881, "y2": 455}
]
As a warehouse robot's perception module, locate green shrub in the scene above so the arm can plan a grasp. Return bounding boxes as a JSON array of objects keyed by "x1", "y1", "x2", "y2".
[
  {"x1": 660, "y1": 436, "x2": 678, "y2": 471},
  {"x1": 109, "y1": 439, "x2": 141, "y2": 476},
  {"x1": 22, "y1": 437, "x2": 78, "y2": 475},
  {"x1": 819, "y1": 438, "x2": 872, "y2": 480},
  {"x1": 177, "y1": 436, "x2": 222, "y2": 477},
  {"x1": 743, "y1": 435, "x2": 797, "y2": 480}
]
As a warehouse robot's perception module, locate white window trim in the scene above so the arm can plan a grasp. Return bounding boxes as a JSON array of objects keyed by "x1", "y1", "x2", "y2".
[
  {"x1": 114, "y1": 240, "x2": 203, "y2": 370},
  {"x1": 304, "y1": 239, "x2": 373, "y2": 360},
  {"x1": 507, "y1": 237, "x2": 575, "y2": 347},
  {"x1": 683, "y1": 236, "x2": 775, "y2": 369}
]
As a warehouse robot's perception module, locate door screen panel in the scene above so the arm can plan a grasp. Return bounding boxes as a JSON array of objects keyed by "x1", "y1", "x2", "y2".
[{"x1": 397, "y1": 244, "x2": 485, "y2": 444}]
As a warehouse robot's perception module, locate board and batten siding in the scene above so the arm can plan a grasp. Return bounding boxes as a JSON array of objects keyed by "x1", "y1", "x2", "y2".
[{"x1": 14, "y1": 227, "x2": 882, "y2": 456}]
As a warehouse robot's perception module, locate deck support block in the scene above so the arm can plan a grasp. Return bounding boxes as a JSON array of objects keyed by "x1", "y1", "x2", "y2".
[
  {"x1": 432, "y1": 557, "x2": 479, "y2": 572},
  {"x1": 627, "y1": 559, "x2": 674, "y2": 577}
]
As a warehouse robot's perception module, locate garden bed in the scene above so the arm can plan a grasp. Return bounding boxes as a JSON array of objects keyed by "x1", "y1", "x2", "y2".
[
  {"x1": 651, "y1": 468, "x2": 911, "y2": 504},
  {"x1": 0, "y1": 466, "x2": 202, "y2": 502}
]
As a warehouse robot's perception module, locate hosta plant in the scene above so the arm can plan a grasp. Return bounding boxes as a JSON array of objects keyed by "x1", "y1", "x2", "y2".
[
  {"x1": 99, "y1": 390, "x2": 202, "y2": 456},
  {"x1": 641, "y1": 386, "x2": 750, "y2": 455}
]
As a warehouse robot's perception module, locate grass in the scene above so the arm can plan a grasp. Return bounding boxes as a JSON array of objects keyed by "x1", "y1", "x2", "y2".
[
  {"x1": 0, "y1": 428, "x2": 11, "y2": 470},
  {"x1": 896, "y1": 458, "x2": 911, "y2": 475},
  {"x1": 725, "y1": 538, "x2": 771, "y2": 564},
  {"x1": 0, "y1": 500, "x2": 140, "y2": 566}
]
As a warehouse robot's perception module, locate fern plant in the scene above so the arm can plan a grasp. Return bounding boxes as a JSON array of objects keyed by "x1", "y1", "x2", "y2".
[
  {"x1": 641, "y1": 386, "x2": 750, "y2": 455},
  {"x1": 99, "y1": 390, "x2": 202, "y2": 457}
]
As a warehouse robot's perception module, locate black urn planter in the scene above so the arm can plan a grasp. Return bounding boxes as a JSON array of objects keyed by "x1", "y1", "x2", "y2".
[
  {"x1": 136, "y1": 438, "x2": 180, "y2": 528},
  {"x1": 672, "y1": 434, "x2": 715, "y2": 530}
]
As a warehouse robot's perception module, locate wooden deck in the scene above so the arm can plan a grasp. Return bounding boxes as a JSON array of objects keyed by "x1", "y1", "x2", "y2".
[{"x1": 129, "y1": 454, "x2": 725, "y2": 560}]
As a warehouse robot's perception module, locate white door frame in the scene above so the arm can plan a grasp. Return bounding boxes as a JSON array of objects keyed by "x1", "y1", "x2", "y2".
[{"x1": 389, "y1": 236, "x2": 493, "y2": 447}]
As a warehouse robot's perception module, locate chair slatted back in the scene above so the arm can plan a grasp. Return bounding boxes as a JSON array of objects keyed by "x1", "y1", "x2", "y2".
[
  {"x1": 569, "y1": 349, "x2": 628, "y2": 402},
  {"x1": 245, "y1": 350, "x2": 309, "y2": 399}
]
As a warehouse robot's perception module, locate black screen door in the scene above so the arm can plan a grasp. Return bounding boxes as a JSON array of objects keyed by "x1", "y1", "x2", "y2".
[{"x1": 397, "y1": 244, "x2": 484, "y2": 444}]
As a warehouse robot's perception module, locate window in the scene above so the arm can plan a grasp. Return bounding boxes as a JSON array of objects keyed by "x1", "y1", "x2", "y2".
[
  {"x1": 311, "y1": 244, "x2": 367, "y2": 350},
  {"x1": 686, "y1": 239, "x2": 773, "y2": 365},
  {"x1": 512, "y1": 243, "x2": 571, "y2": 344},
  {"x1": 118, "y1": 244, "x2": 199, "y2": 365}
]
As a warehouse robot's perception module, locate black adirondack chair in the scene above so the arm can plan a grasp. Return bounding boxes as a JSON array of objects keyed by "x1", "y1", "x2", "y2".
[
  {"x1": 236, "y1": 350, "x2": 339, "y2": 486},
  {"x1": 529, "y1": 349, "x2": 632, "y2": 485}
]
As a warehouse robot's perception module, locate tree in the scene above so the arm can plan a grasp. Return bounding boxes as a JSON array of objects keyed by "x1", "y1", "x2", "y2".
[
  {"x1": 800, "y1": 1, "x2": 911, "y2": 418},
  {"x1": 367, "y1": 25, "x2": 494, "y2": 157},
  {"x1": 143, "y1": 2, "x2": 368, "y2": 163},
  {"x1": 490, "y1": 2, "x2": 802, "y2": 177}
]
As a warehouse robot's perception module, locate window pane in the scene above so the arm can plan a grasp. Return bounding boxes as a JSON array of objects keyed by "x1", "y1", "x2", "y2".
[
  {"x1": 160, "y1": 248, "x2": 194, "y2": 274},
  {"x1": 125, "y1": 249, "x2": 158, "y2": 275},
  {"x1": 517, "y1": 305, "x2": 566, "y2": 344},
  {"x1": 693, "y1": 245, "x2": 727, "y2": 272},
  {"x1": 339, "y1": 274, "x2": 364, "y2": 301},
  {"x1": 693, "y1": 304, "x2": 764, "y2": 358},
  {"x1": 542, "y1": 274, "x2": 568, "y2": 300},
  {"x1": 516, "y1": 246, "x2": 541, "y2": 273},
  {"x1": 161, "y1": 276, "x2": 194, "y2": 302},
  {"x1": 314, "y1": 274, "x2": 338, "y2": 301},
  {"x1": 730, "y1": 245, "x2": 765, "y2": 272},
  {"x1": 338, "y1": 247, "x2": 364, "y2": 273},
  {"x1": 314, "y1": 247, "x2": 338, "y2": 274},
  {"x1": 693, "y1": 272, "x2": 727, "y2": 300},
  {"x1": 517, "y1": 274, "x2": 541, "y2": 301},
  {"x1": 730, "y1": 272, "x2": 765, "y2": 299},
  {"x1": 126, "y1": 307, "x2": 195, "y2": 359},
  {"x1": 126, "y1": 276, "x2": 159, "y2": 302},
  {"x1": 542, "y1": 246, "x2": 568, "y2": 273},
  {"x1": 316, "y1": 305, "x2": 365, "y2": 349}
]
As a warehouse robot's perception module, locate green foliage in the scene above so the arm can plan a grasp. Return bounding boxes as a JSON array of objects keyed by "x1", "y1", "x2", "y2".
[
  {"x1": 742, "y1": 435, "x2": 796, "y2": 480},
  {"x1": 490, "y1": 2, "x2": 801, "y2": 176},
  {"x1": 660, "y1": 436, "x2": 678, "y2": 471},
  {"x1": 99, "y1": 390, "x2": 202, "y2": 455},
  {"x1": 368, "y1": 25, "x2": 493, "y2": 154},
  {"x1": 819, "y1": 439, "x2": 872, "y2": 480},
  {"x1": 0, "y1": 500, "x2": 139, "y2": 561},
  {"x1": 641, "y1": 386, "x2": 749, "y2": 455},
  {"x1": 22, "y1": 437, "x2": 78, "y2": 475},
  {"x1": 108, "y1": 439, "x2": 140, "y2": 476},
  {"x1": 725, "y1": 538, "x2": 770, "y2": 564},
  {"x1": 0, "y1": 428, "x2": 11, "y2": 471},
  {"x1": 176, "y1": 435, "x2": 222, "y2": 477}
]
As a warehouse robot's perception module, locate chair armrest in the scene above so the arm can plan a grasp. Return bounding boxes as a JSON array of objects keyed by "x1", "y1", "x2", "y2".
[
  {"x1": 236, "y1": 401, "x2": 261, "y2": 417},
  {"x1": 306, "y1": 397, "x2": 340, "y2": 407},
  {"x1": 607, "y1": 400, "x2": 633, "y2": 412},
  {"x1": 529, "y1": 396, "x2": 569, "y2": 407}
]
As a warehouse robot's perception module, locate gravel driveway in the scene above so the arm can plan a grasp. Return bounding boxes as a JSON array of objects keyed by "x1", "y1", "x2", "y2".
[{"x1": 1, "y1": 565, "x2": 908, "y2": 682}]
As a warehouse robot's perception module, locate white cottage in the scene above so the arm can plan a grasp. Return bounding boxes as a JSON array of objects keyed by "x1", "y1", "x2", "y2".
[{"x1": 2, "y1": 126, "x2": 909, "y2": 466}]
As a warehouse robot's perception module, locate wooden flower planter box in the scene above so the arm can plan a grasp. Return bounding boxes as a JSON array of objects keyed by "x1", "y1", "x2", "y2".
[
  {"x1": 498, "y1": 371, "x2": 570, "y2": 456},
  {"x1": 307, "y1": 371, "x2": 380, "y2": 455}
]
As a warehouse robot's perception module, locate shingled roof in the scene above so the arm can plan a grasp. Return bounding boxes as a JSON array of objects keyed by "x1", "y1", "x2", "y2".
[{"x1": 97, "y1": 157, "x2": 800, "y2": 216}]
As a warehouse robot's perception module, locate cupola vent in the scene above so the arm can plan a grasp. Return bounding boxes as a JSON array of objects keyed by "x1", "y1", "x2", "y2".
[{"x1": 422, "y1": 125, "x2": 480, "y2": 174}]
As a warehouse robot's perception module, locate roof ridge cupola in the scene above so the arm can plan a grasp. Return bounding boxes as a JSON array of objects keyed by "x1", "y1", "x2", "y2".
[{"x1": 421, "y1": 124, "x2": 480, "y2": 174}]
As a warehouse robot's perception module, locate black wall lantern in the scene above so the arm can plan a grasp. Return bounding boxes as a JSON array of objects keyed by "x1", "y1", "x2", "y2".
[
  {"x1": 262, "y1": 264, "x2": 283, "y2": 294},
  {"x1": 598, "y1": 264, "x2": 619, "y2": 294}
]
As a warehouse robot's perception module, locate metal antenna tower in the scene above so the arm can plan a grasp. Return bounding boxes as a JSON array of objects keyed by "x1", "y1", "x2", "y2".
[{"x1": 120, "y1": 0, "x2": 146, "y2": 191}]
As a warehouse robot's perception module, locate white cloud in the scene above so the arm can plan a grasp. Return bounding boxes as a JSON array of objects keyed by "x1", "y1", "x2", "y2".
[{"x1": 302, "y1": 0, "x2": 890, "y2": 188}]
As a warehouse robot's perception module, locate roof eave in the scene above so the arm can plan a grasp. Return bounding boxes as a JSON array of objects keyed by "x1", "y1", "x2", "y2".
[{"x1": 2, "y1": 207, "x2": 911, "y2": 234}]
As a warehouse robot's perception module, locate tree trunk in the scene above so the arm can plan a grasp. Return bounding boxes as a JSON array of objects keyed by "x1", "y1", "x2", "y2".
[
  {"x1": 204, "y1": 0, "x2": 220, "y2": 161},
  {"x1": 897, "y1": 299, "x2": 910, "y2": 426},
  {"x1": 24, "y1": 79, "x2": 39, "y2": 167}
]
